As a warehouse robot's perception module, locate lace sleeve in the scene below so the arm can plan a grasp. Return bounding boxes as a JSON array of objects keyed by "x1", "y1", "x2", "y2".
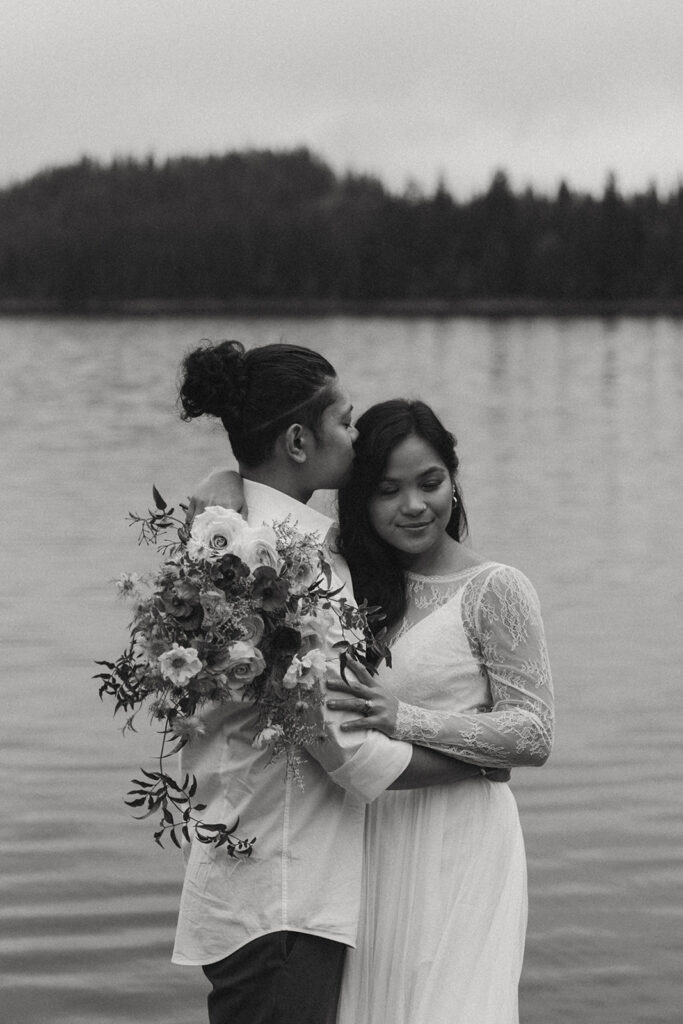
[{"x1": 393, "y1": 565, "x2": 554, "y2": 768}]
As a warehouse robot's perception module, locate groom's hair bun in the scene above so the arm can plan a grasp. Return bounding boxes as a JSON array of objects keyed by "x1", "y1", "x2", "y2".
[
  {"x1": 178, "y1": 338, "x2": 338, "y2": 466},
  {"x1": 179, "y1": 339, "x2": 248, "y2": 426}
]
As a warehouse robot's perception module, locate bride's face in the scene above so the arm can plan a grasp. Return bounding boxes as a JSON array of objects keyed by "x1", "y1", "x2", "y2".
[{"x1": 368, "y1": 434, "x2": 453, "y2": 565}]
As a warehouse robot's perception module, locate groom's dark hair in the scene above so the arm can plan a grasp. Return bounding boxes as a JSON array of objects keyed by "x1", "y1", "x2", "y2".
[{"x1": 179, "y1": 340, "x2": 337, "y2": 466}]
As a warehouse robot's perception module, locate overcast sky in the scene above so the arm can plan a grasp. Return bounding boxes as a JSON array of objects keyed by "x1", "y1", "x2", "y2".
[{"x1": 3, "y1": 0, "x2": 682, "y2": 197}]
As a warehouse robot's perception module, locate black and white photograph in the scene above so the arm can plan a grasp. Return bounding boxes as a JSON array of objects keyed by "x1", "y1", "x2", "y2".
[{"x1": 2, "y1": 2, "x2": 682, "y2": 1023}]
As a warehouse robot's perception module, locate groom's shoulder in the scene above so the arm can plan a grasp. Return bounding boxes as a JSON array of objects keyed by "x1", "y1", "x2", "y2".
[{"x1": 323, "y1": 525, "x2": 355, "y2": 597}]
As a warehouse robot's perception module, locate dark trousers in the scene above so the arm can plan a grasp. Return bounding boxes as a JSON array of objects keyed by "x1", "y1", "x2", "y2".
[{"x1": 202, "y1": 931, "x2": 346, "y2": 1024}]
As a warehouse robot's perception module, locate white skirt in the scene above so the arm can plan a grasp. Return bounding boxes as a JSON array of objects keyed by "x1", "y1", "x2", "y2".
[{"x1": 337, "y1": 779, "x2": 527, "y2": 1024}]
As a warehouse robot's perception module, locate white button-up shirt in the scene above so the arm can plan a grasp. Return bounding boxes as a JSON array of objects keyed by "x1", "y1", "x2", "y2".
[{"x1": 172, "y1": 480, "x2": 412, "y2": 966}]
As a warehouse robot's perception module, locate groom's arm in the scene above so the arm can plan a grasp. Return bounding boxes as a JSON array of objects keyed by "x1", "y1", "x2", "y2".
[
  {"x1": 389, "y1": 747, "x2": 509, "y2": 787},
  {"x1": 318, "y1": 711, "x2": 507, "y2": 797},
  {"x1": 321, "y1": 703, "x2": 507, "y2": 797},
  {"x1": 318, "y1": 656, "x2": 510, "y2": 801}
]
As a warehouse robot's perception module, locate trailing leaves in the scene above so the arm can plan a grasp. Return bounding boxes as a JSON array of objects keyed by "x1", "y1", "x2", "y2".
[{"x1": 125, "y1": 731, "x2": 256, "y2": 858}]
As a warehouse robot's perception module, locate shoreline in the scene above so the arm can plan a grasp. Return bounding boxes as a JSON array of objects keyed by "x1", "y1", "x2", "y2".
[{"x1": 2, "y1": 297, "x2": 683, "y2": 318}]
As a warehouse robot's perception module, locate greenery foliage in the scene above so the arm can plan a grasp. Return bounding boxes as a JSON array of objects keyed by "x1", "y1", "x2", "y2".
[{"x1": 2, "y1": 148, "x2": 682, "y2": 306}]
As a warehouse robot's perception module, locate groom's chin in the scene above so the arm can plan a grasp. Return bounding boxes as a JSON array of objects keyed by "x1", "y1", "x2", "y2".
[{"x1": 335, "y1": 462, "x2": 355, "y2": 489}]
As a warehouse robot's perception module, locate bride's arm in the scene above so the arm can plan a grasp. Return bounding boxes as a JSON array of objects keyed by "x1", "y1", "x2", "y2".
[
  {"x1": 186, "y1": 468, "x2": 246, "y2": 522},
  {"x1": 328, "y1": 566, "x2": 554, "y2": 769}
]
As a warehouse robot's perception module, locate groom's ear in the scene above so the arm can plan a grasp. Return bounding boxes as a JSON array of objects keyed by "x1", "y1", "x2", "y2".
[{"x1": 282, "y1": 423, "x2": 309, "y2": 464}]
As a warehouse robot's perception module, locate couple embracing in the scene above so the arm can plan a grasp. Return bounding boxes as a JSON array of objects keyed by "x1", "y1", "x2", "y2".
[{"x1": 171, "y1": 340, "x2": 554, "y2": 1024}]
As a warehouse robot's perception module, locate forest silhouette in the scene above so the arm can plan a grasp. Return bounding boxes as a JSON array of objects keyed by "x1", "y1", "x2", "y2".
[{"x1": 1, "y1": 147, "x2": 682, "y2": 312}]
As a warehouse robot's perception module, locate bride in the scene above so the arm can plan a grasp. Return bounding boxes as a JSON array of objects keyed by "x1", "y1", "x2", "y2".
[{"x1": 326, "y1": 398, "x2": 554, "y2": 1024}]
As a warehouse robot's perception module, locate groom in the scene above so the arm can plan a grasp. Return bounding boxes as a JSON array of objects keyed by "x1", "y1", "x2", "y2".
[{"x1": 173, "y1": 343, "x2": 497, "y2": 1024}]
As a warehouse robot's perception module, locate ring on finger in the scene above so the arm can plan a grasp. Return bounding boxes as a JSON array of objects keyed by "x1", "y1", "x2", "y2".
[{"x1": 361, "y1": 699, "x2": 373, "y2": 716}]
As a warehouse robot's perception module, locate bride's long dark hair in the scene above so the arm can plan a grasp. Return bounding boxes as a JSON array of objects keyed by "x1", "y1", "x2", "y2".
[{"x1": 337, "y1": 399, "x2": 468, "y2": 632}]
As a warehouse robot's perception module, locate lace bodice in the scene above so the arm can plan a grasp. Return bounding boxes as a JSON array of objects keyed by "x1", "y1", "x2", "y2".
[{"x1": 388, "y1": 562, "x2": 554, "y2": 768}]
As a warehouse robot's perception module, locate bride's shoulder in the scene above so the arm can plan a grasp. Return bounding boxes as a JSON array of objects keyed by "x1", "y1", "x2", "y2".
[
  {"x1": 468, "y1": 559, "x2": 535, "y2": 585},
  {"x1": 466, "y1": 561, "x2": 542, "y2": 616}
]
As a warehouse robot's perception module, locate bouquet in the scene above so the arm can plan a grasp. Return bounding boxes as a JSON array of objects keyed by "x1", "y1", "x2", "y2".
[{"x1": 95, "y1": 488, "x2": 386, "y2": 858}]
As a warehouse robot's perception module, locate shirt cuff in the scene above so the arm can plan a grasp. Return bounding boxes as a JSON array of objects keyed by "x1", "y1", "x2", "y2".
[{"x1": 328, "y1": 731, "x2": 412, "y2": 803}]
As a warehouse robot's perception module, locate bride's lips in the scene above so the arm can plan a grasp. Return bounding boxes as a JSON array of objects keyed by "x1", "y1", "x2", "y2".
[{"x1": 398, "y1": 520, "x2": 434, "y2": 531}]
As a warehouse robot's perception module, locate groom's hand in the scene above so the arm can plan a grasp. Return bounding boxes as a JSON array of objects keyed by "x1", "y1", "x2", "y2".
[{"x1": 185, "y1": 468, "x2": 247, "y2": 528}]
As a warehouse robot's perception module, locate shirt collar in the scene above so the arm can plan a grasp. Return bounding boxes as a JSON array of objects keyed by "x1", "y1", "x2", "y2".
[{"x1": 243, "y1": 479, "x2": 333, "y2": 540}]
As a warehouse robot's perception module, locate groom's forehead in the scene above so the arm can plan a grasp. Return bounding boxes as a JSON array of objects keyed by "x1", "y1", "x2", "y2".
[{"x1": 326, "y1": 387, "x2": 353, "y2": 416}]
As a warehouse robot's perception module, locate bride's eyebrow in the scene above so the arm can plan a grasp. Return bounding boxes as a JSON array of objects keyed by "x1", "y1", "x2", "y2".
[
  {"x1": 415, "y1": 467, "x2": 448, "y2": 481},
  {"x1": 380, "y1": 465, "x2": 445, "y2": 483}
]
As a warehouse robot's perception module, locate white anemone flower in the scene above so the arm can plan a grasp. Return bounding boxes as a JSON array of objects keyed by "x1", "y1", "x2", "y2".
[{"x1": 158, "y1": 643, "x2": 203, "y2": 686}]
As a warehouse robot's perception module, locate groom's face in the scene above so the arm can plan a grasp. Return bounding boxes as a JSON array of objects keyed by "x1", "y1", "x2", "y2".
[{"x1": 309, "y1": 385, "x2": 358, "y2": 490}]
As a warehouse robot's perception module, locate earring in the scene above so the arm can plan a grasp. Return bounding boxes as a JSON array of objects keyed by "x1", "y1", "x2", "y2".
[{"x1": 452, "y1": 486, "x2": 458, "y2": 508}]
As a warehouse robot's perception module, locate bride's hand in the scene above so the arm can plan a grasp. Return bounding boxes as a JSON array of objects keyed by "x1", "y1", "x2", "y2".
[
  {"x1": 185, "y1": 468, "x2": 246, "y2": 527},
  {"x1": 326, "y1": 655, "x2": 399, "y2": 736}
]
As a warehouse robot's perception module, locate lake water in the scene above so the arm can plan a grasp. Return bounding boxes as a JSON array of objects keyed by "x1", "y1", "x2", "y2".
[{"x1": 1, "y1": 315, "x2": 682, "y2": 1024}]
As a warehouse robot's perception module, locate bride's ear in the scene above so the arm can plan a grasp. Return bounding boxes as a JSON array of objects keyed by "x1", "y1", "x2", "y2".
[{"x1": 282, "y1": 423, "x2": 309, "y2": 464}]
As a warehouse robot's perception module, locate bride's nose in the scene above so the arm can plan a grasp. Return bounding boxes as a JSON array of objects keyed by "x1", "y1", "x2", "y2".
[{"x1": 401, "y1": 491, "x2": 427, "y2": 516}]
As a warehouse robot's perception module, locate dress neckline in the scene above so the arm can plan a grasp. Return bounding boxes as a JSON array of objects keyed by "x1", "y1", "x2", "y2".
[{"x1": 405, "y1": 560, "x2": 496, "y2": 584}]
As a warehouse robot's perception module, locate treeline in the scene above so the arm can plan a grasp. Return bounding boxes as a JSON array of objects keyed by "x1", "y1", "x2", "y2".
[{"x1": 1, "y1": 147, "x2": 683, "y2": 309}]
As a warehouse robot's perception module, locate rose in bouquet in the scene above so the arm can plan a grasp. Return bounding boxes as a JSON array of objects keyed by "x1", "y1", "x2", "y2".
[{"x1": 96, "y1": 488, "x2": 386, "y2": 858}]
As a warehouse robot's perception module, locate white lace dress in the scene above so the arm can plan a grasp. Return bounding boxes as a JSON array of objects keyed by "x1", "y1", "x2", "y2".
[{"x1": 336, "y1": 562, "x2": 554, "y2": 1024}]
